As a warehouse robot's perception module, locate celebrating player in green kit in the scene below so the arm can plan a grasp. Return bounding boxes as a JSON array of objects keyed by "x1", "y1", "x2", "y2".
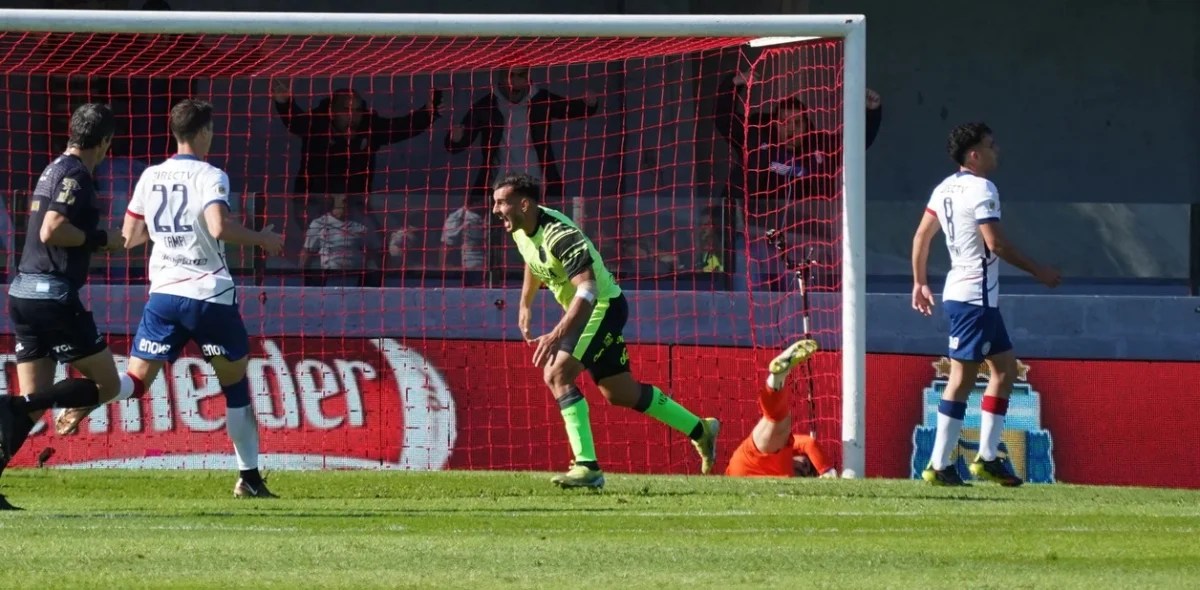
[{"x1": 492, "y1": 173, "x2": 719, "y2": 489}]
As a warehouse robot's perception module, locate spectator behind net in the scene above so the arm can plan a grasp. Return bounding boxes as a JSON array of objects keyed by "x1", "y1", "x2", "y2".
[
  {"x1": 299, "y1": 194, "x2": 373, "y2": 281},
  {"x1": 440, "y1": 192, "x2": 486, "y2": 271},
  {"x1": 714, "y1": 66, "x2": 883, "y2": 216},
  {"x1": 387, "y1": 217, "x2": 422, "y2": 271},
  {"x1": 445, "y1": 66, "x2": 600, "y2": 202},
  {"x1": 272, "y1": 81, "x2": 442, "y2": 195},
  {"x1": 657, "y1": 206, "x2": 726, "y2": 274}
]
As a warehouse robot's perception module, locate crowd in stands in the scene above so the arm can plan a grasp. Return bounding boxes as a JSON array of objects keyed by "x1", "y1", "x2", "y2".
[{"x1": 4, "y1": 34, "x2": 884, "y2": 292}]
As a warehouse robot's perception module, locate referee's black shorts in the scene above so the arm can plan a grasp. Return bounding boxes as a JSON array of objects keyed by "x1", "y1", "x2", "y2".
[{"x1": 9, "y1": 296, "x2": 107, "y2": 364}]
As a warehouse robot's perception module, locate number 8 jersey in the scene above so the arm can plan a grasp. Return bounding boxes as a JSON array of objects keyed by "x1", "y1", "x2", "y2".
[
  {"x1": 127, "y1": 154, "x2": 237, "y2": 305},
  {"x1": 925, "y1": 171, "x2": 1001, "y2": 308}
]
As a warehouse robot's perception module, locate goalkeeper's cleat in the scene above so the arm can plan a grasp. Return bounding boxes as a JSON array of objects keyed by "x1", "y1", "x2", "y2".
[
  {"x1": 970, "y1": 456, "x2": 1024, "y2": 487},
  {"x1": 55, "y1": 406, "x2": 98, "y2": 436},
  {"x1": 922, "y1": 462, "x2": 970, "y2": 487},
  {"x1": 690, "y1": 417, "x2": 720, "y2": 475},
  {"x1": 819, "y1": 468, "x2": 839, "y2": 479},
  {"x1": 769, "y1": 339, "x2": 819, "y2": 378},
  {"x1": 234, "y1": 477, "x2": 279, "y2": 499},
  {"x1": 551, "y1": 464, "x2": 605, "y2": 489}
]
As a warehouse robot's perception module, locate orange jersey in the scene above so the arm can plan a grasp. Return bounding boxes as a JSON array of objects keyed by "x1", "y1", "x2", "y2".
[{"x1": 725, "y1": 433, "x2": 832, "y2": 477}]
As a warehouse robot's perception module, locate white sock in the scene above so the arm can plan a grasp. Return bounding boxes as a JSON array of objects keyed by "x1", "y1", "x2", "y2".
[
  {"x1": 226, "y1": 405, "x2": 260, "y2": 471},
  {"x1": 113, "y1": 373, "x2": 137, "y2": 402},
  {"x1": 979, "y1": 411, "x2": 1005, "y2": 461},
  {"x1": 766, "y1": 372, "x2": 786, "y2": 391},
  {"x1": 932, "y1": 411, "x2": 965, "y2": 470}
]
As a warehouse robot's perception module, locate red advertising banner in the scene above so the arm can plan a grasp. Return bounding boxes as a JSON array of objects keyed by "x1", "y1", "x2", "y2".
[
  {"x1": 3, "y1": 337, "x2": 1197, "y2": 489},
  {"x1": 3, "y1": 336, "x2": 452, "y2": 471},
  {"x1": 865, "y1": 353, "x2": 1200, "y2": 489},
  {"x1": 3, "y1": 336, "x2": 755, "y2": 474}
]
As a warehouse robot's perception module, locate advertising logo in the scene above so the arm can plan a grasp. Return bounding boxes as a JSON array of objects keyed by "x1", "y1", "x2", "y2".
[
  {"x1": 911, "y1": 357, "x2": 1055, "y2": 484},
  {"x1": 2, "y1": 337, "x2": 457, "y2": 471}
]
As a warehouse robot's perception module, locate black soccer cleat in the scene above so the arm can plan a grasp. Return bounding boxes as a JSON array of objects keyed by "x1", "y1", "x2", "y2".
[
  {"x1": 233, "y1": 477, "x2": 279, "y2": 499},
  {"x1": 0, "y1": 397, "x2": 17, "y2": 467},
  {"x1": 0, "y1": 494, "x2": 23, "y2": 511},
  {"x1": 970, "y1": 456, "x2": 1024, "y2": 487},
  {"x1": 922, "y1": 463, "x2": 971, "y2": 487}
]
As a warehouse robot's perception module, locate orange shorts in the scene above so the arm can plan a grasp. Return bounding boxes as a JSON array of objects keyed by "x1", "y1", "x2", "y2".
[{"x1": 725, "y1": 436, "x2": 794, "y2": 477}]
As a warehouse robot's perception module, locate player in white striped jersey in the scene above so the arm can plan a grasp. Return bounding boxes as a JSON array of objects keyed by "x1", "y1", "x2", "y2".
[
  {"x1": 133, "y1": 146, "x2": 238, "y2": 305},
  {"x1": 910, "y1": 122, "x2": 1059, "y2": 487},
  {"x1": 57, "y1": 100, "x2": 283, "y2": 498}
]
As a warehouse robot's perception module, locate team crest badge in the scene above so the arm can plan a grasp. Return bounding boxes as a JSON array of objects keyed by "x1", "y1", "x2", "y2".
[{"x1": 910, "y1": 357, "x2": 1056, "y2": 483}]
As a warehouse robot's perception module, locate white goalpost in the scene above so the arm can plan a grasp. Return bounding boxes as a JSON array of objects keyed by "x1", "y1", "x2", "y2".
[{"x1": 0, "y1": 9, "x2": 868, "y2": 477}]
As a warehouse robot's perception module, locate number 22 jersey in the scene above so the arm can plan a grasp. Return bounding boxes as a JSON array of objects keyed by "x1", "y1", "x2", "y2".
[{"x1": 128, "y1": 154, "x2": 236, "y2": 305}]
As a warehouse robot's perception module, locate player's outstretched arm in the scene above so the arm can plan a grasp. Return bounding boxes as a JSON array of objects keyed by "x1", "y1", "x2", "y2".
[
  {"x1": 203, "y1": 203, "x2": 284, "y2": 255},
  {"x1": 978, "y1": 222, "x2": 1060, "y2": 288},
  {"x1": 378, "y1": 88, "x2": 443, "y2": 145},
  {"x1": 545, "y1": 88, "x2": 600, "y2": 119},
  {"x1": 910, "y1": 210, "x2": 941, "y2": 316},
  {"x1": 445, "y1": 97, "x2": 483, "y2": 153},
  {"x1": 271, "y1": 79, "x2": 313, "y2": 136},
  {"x1": 713, "y1": 70, "x2": 749, "y2": 149}
]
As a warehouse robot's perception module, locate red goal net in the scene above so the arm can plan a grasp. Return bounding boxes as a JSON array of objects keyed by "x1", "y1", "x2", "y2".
[{"x1": 0, "y1": 30, "x2": 845, "y2": 475}]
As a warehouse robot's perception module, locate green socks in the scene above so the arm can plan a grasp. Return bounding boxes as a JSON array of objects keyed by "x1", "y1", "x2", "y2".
[
  {"x1": 635, "y1": 385, "x2": 704, "y2": 440},
  {"x1": 556, "y1": 383, "x2": 705, "y2": 469},
  {"x1": 557, "y1": 386, "x2": 598, "y2": 466}
]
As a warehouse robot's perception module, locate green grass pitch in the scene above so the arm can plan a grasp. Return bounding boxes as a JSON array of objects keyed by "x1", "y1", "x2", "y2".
[{"x1": 0, "y1": 470, "x2": 1197, "y2": 589}]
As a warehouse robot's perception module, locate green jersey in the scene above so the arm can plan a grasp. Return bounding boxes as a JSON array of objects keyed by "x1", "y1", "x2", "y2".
[{"x1": 512, "y1": 206, "x2": 621, "y2": 309}]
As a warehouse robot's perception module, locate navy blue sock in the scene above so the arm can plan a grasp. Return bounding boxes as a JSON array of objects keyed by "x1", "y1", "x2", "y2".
[
  {"x1": 222, "y1": 378, "x2": 251, "y2": 409},
  {"x1": 937, "y1": 399, "x2": 967, "y2": 420}
]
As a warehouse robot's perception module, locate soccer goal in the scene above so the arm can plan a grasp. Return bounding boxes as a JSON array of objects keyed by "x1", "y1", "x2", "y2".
[{"x1": 0, "y1": 10, "x2": 867, "y2": 476}]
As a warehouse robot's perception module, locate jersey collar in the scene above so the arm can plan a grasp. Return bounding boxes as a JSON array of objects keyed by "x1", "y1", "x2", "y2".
[
  {"x1": 171, "y1": 154, "x2": 201, "y2": 161},
  {"x1": 529, "y1": 207, "x2": 546, "y2": 236}
]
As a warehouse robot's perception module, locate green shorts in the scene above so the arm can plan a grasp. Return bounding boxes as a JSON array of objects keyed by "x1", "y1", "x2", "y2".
[{"x1": 559, "y1": 294, "x2": 630, "y2": 381}]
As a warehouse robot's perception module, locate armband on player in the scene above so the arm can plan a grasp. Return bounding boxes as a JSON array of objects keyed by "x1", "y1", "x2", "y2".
[
  {"x1": 85, "y1": 229, "x2": 109, "y2": 251},
  {"x1": 574, "y1": 283, "x2": 597, "y2": 305}
]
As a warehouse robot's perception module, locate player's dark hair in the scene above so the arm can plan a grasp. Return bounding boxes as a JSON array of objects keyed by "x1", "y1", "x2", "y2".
[
  {"x1": 947, "y1": 122, "x2": 992, "y2": 166},
  {"x1": 170, "y1": 99, "x2": 214, "y2": 142},
  {"x1": 67, "y1": 103, "x2": 116, "y2": 149},
  {"x1": 492, "y1": 172, "x2": 542, "y2": 202}
]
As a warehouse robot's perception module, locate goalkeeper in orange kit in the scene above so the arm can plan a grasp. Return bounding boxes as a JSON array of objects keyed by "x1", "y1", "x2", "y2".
[{"x1": 726, "y1": 339, "x2": 837, "y2": 478}]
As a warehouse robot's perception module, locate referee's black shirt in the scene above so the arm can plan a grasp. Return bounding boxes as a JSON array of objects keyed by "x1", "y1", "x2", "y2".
[{"x1": 13, "y1": 153, "x2": 102, "y2": 296}]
